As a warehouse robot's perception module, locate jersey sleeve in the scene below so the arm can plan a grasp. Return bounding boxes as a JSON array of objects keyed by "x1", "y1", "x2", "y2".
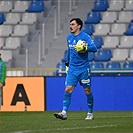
[
  {"x1": 0, "y1": 62, "x2": 6, "y2": 86},
  {"x1": 86, "y1": 35, "x2": 97, "y2": 52}
]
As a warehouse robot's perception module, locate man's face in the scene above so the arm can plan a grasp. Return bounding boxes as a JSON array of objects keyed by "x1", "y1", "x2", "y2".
[{"x1": 70, "y1": 20, "x2": 80, "y2": 34}]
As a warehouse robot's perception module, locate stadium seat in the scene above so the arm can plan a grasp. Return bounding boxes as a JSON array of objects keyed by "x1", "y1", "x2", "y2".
[
  {"x1": 92, "y1": 0, "x2": 108, "y2": 12},
  {"x1": 12, "y1": 1, "x2": 29, "y2": 12},
  {"x1": 84, "y1": 12, "x2": 102, "y2": 24},
  {"x1": 111, "y1": 49, "x2": 129, "y2": 62},
  {"x1": 90, "y1": 62, "x2": 104, "y2": 70},
  {"x1": 4, "y1": 13, "x2": 21, "y2": 25},
  {"x1": 116, "y1": 11, "x2": 133, "y2": 23},
  {"x1": 20, "y1": 13, "x2": 37, "y2": 25},
  {"x1": 0, "y1": 38, "x2": 4, "y2": 49},
  {"x1": 124, "y1": 22, "x2": 133, "y2": 35},
  {"x1": 100, "y1": 11, "x2": 117, "y2": 24},
  {"x1": 12, "y1": 25, "x2": 29, "y2": 37},
  {"x1": 88, "y1": 52, "x2": 95, "y2": 61},
  {"x1": 109, "y1": 23, "x2": 126, "y2": 35},
  {"x1": 3, "y1": 37, "x2": 21, "y2": 50},
  {"x1": 127, "y1": 49, "x2": 133, "y2": 61},
  {"x1": 93, "y1": 36, "x2": 103, "y2": 49},
  {"x1": 82, "y1": 24, "x2": 94, "y2": 35},
  {"x1": 0, "y1": 1, "x2": 13, "y2": 12},
  {"x1": 0, "y1": 50, "x2": 12, "y2": 63},
  {"x1": 123, "y1": 62, "x2": 133, "y2": 70},
  {"x1": 56, "y1": 62, "x2": 66, "y2": 75},
  {"x1": 94, "y1": 49, "x2": 112, "y2": 61},
  {"x1": 61, "y1": 50, "x2": 68, "y2": 62},
  {"x1": 28, "y1": 1, "x2": 45, "y2": 12},
  {"x1": 93, "y1": 24, "x2": 110, "y2": 36},
  {"x1": 123, "y1": 0, "x2": 133, "y2": 11},
  {"x1": 118, "y1": 36, "x2": 133, "y2": 48},
  {"x1": 0, "y1": 25, "x2": 12, "y2": 37},
  {"x1": 108, "y1": 0, "x2": 124, "y2": 11},
  {"x1": 106, "y1": 62, "x2": 121, "y2": 70},
  {"x1": 0, "y1": 13, "x2": 5, "y2": 24},
  {"x1": 102, "y1": 36, "x2": 119, "y2": 49}
]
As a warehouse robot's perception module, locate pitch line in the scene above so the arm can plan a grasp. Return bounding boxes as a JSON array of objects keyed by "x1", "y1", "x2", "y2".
[{"x1": 9, "y1": 124, "x2": 117, "y2": 133}]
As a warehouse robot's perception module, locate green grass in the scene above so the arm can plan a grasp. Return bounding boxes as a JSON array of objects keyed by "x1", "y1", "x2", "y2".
[{"x1": 0, "y1": 111, "x2": 132, "y2": 133}]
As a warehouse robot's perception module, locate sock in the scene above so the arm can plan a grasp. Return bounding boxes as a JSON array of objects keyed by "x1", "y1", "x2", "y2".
[
  {"x1": 86, "y1": 92, "x2": 94, "y2": 114},
  {"x1": 62, "y1": 92, "x2": 71, "y2": 112}
]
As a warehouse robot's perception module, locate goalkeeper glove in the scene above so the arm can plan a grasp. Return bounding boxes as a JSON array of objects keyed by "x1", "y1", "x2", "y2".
[
  {"x1": 65, "y1": 62, "x2": 69, "y2": 74},
  {"x1": 66, "y1": 66, "x2": 68, "y2": 74},
  {"x1": 74, "y1": 41, "x2": 88, "y2": 53},
  {"x1": 65, "y1": 62, "x2": 69, "y2": 67}
]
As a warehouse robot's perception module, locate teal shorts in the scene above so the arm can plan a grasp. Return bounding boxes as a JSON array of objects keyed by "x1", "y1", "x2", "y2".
[{"x1": 65, "y1": 68, "x2": 91, "y2": 88}]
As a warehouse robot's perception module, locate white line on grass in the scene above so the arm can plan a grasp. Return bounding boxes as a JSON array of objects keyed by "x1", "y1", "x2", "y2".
[{"x1": 9, "y1": 124, "x2": 117, "y2": 133}]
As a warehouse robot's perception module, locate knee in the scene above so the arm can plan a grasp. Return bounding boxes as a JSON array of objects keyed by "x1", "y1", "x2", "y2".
[
  {"x1": 84, "y1": 88, "x2": 91, "y2": 94},
  {"x1": 65, "y1": 86, "x2": 74, "y2": 93}
]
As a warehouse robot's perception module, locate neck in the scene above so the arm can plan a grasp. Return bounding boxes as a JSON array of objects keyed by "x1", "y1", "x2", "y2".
[{"x1": 74, "y1": 30, "x2": 80, "y2": 36}]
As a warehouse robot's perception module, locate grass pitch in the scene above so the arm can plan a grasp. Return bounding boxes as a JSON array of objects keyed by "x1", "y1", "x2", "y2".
[{"x1": 0, "y1": 111, "x2": 132, "y2": 133}]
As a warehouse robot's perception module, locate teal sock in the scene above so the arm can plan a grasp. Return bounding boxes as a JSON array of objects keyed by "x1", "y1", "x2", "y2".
[
  {"x1": 63, "y1": 92, "x2": 71, "y2": 112},
  {"x1": 86, "y1": 92, "x2": 94, "y2": 113}
]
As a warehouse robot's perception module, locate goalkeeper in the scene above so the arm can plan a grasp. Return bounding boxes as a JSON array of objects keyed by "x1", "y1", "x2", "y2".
[{"x1": 54, "y1": 18, "x2": 97, "y2": 120}]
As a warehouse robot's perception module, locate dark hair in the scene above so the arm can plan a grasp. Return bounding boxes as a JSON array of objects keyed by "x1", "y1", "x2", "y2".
[{"x1": 70, "y1": 18, "x2": 83, "y2": 30}]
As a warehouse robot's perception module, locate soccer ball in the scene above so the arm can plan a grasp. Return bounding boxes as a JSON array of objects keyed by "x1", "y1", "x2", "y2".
[{"x1": 76, "y1": 40, "x2": 88, "y2": 53}]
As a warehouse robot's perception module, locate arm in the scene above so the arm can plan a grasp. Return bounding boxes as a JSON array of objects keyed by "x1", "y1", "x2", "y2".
[
  {"x1": 88, "y1": 39, "x2": 97, "y2": 52},
  {"x1": 86, "y1": 35, "x2": 97, "y2": 52},
  {"x1": 65, "y1": 48, "x2": 70, "y2": 67},
  {"x1": 88, "y1": 41, "x2": 97, "y2": 52},
  {"x1": 0, "y1": 62, "x2": 6, "y2": 86}
]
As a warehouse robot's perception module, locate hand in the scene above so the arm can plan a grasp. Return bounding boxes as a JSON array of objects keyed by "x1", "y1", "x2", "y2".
[
  {"x1": 66, "y1": 66, "x2": 68, "y2": 74},
  {"x1": 74, "y1": 43, "x2": 84, "y2": 52},
  {"x1": 65, "y1": 62, "x2": 69, "y2": 73},
  {"x1": 74, "y1": 40, "x2": 88, "y2": 53},
  {"x1": 0, "y1": 83, "x2": 3, "y2": 88},
  {"x1": 65, "y1": 62, "x2": 69, "y2": 67}
]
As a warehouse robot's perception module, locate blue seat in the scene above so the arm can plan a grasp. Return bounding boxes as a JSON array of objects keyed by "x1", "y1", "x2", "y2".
[
  {"x1": 93, "y1": 36, "x2": 103, "y2": 49},
  {"x1": 106, "y1": 62, "x2": 121, "y2": 70},
  {"x1": 88, "y1": 52, "x2": 95, "y2": 61},
  {"x1": 82, "y1": 24, "x2": 94, "y2": 35},
  {"x1": 84, "y1": 12, "x2": 102, "y2": 24},
  {"x1": 124, "y1": 22, "x2": 133, "y2": 35},
  {"x1": 62, "y1": 50, "x2": 68, "y2": 62},
  {"x1": 92, "y1": 0, "x2": 109, "y2": 12},
  {"x1": 95, "y1": 49, "x2": 112, "y2": 61},
  {"x1": 56, "y1": 62, "x2": 66, "y2": 75},
  {"x1": 90, "y1": 62, "x2": 104, "y2": 70},
  {"x1": 123, "y1": 62, "x2": 133, "y2": 70},
  {"x1": 0, "y1": 13, "x2": 5, "y2": 24},
  {"x1": 28, "y1": 1, "x2": 45, "y2": 12}
]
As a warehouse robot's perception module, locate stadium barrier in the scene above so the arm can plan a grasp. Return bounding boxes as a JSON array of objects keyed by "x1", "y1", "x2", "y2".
[
  {"x1": 7, "y1": 68, "x2": 59, "y2": 76},
  {"x1": 1, "y1": 77, "x2": 45, "y2": 111},
  {"x1": 0, "y1": 74, "x2": 132, "y2": 112}
]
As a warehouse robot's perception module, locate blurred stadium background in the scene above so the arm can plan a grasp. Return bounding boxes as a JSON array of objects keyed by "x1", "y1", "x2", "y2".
[
  {"x1": 0, "y1": 0, "x2": 132, "y2": 76},
  {"x1": 0, "y1": 0, "x2": 132, "y2": 132}
]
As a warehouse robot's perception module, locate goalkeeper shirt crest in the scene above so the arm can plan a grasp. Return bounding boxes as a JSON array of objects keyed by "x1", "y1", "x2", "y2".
[{"x1": 66, "y1": 31, "x2": 97, "y2": 71}]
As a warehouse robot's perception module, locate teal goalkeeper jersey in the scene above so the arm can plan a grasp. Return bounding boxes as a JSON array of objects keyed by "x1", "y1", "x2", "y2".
[{"x1": 66, "y1": 31, "x2": 97, "y2": 71}]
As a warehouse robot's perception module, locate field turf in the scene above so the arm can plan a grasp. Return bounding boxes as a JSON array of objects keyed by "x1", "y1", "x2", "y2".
[{"x1": 0, "y1": 111, "x2": 132, "y2": 133}]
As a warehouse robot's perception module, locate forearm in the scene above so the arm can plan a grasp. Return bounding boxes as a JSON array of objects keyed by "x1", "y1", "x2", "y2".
[
  {"x1": 65, "y1": 49, "x2": 70, "y2": 63},
  {"x1": 88, "y1": 45, "x2": 97, "y2": 52}
]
